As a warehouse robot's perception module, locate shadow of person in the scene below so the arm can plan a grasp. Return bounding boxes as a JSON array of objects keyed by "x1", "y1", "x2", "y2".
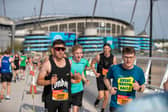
[{"x1": 19, "y1": 103, "x2": 45, "y2": 112}]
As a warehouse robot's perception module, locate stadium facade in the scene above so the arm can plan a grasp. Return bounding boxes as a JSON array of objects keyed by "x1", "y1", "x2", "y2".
[
  {"x1": 0, "y1": 16, "x2": 150, "y2": 53},
  {"x1": 0, "y1": 16, "x2": 14, "y2": 52}
]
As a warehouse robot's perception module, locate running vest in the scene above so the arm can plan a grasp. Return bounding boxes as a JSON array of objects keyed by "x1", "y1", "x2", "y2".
[
  {"x1": 97, "y1": 53, "x2": 114, "y2": 76},
  {"x1": 14, "y1": 56, "x2": 19, "y2": 66},
  {"x1": 42, "y1": 55, "x2": 71, "y2": 102},
  {"x1": 20, "y1": 56, "x2": 27, "y2": 67},
  {"x1": 1, "y1": 56, "x2": 11, "y2": 73}
]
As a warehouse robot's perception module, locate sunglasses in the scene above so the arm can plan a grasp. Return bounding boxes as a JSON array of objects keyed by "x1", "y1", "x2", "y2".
[{"x1": 54, "y1": 47, "x2": 66, "y2": 51}]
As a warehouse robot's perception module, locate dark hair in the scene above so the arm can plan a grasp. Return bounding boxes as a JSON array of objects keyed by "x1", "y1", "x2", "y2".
[
  {"x1": 103, "y1": 43, "x2": 111, "y2": 48},
  {"x1": 4, "y1": 49, "x2": 10, "y2": 54},
  {"x1": 122, "y1": 47, "x2": 136, "y2": 55},
  {"x1": 52, "y1": 39, "x2": 65, "y2": 47}
]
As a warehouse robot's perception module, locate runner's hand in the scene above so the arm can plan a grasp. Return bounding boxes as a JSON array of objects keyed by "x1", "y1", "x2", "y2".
[
  {"x1": 133, "y1": 80, "x2": 140, "y2": 91},
  {"x1": 74, "y1": 72, "x2": 82, "y2": 80},
  {"x1": 51, "y1": 75, "x2": 57, "y2": 85},
  {"x1": 71, "y1": 71, "x2": 82, "y2": 83},
  {"x1": 95, "y1": 72, "x2": 100, "y2": 77},
  {"x1": 109, "y1": 87, "x2": 117, "y2": 95}
]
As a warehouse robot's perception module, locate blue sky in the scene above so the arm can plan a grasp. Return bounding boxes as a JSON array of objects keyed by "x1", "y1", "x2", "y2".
[{"x1": 0, "y1": 0, "x2": 168, "y2": 39}]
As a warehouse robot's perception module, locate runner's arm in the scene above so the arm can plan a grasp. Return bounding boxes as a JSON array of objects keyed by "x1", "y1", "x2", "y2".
[
  {"x1": 138, "y1": 84, "x2": 145, "y2": 92},
  {"x1": 81, "y1": 72, "x2": 86, "y2": 80},
  {"x1": 104, "y1": 77, "x2": 117, "y2": 95},
  {"x1": 91, "y1": 54, "x2": 100, "y2": 76},
  {"x1": 113, "y1": 56, "x2": 117, "y2": 65},
  {"x1": 10, "y1": 57, "x2": 15, "y2": 69},
  {"x1": 104, "y1": 77, "x2": 112, "y2": 90},
  {"x1": 37, "y1": 60, "x2": 51, "y2": 86}
]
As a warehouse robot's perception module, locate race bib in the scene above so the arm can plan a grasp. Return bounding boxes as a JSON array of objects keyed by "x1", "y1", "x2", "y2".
[
  {"x1": 52, "y1": 89, "x2": 68, "y2": 101},
  {"x1": 102, "y1": 68, "x2": 108, "y2": 76},
  {"x1": 117, "y1": 95, "x2": 132, "y2": 105}
]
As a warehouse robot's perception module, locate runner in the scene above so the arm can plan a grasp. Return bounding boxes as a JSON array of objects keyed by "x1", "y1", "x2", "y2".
[
  {"x1": 20, "y1": 53, "x2": 27, "y2": 80},
  {"x1": 13, "y1": 53, "x2": 20, "y2": 82},
  {"x1": 69, "y1": 45, "x2": 89, "y2": 112},
  {"x1": 91, "y1": 43, "x2": 117, "y2": 112},
  {"x1": 0, "y1": 50, "x2": 15, "y2": 100},
  {"x1": 37, "y1": 39, "x2": 71, "y2": 112},
  {"x1": 104, "y1": 47, "x2": 145, "y2": 112}
]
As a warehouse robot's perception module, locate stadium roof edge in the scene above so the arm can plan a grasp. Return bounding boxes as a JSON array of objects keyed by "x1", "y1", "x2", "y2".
[
  {"x1": 15, "y1": 16, "x2": 132, "y2": 27},
  {"x1": 0, "y1": 16, "x2": 14, "y2": 25}
]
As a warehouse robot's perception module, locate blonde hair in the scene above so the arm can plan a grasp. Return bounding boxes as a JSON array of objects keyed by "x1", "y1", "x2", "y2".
[{"x1": 72, "y1": 44, "x2": 83, "y2": 53}]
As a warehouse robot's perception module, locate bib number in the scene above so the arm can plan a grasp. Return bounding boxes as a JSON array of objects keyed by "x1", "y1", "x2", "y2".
[
  {"x1": 52, "y1": 90, "x2": 68, "y2": 101},
  {"x1": 102, "y1": 68, "x2": 108, "y2": 76},
  {"x1": 117, "y1": 95, "x2": 132, "y2": 105}
]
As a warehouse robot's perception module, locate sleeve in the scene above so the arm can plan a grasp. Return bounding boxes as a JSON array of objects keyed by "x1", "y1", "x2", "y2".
[{"x1": 138, "y1": 68, "x2": 145, "y2": 85}]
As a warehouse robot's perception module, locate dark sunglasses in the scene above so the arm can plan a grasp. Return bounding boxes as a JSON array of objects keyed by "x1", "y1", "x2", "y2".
[{"x1": 54, "y1": 47, "x2": 66, "y2": 51}]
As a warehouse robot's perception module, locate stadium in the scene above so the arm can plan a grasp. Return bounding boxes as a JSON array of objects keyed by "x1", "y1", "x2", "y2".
[{"x1": 11, "y1": 16, "x2": 149, "y2": 53}]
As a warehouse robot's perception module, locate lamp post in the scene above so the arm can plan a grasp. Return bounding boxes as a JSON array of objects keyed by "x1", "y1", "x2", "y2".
[
  {"x1": 149, "y1": 0, "x2": 153, "y2": 84},
  {"x1": 11, "y1": 25, "x2": 15, "y2": 55}
]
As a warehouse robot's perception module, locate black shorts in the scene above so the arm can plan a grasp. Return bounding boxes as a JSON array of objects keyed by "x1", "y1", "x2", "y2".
[
  {"x1": 96, "y1": 75, "x2": 108, "y2": 91},
  {"x1": 1, "y1": 73, "x2": 13, "y2": 82},
  {"x1": 14, "y1": 65, "x2": 20, "y2": 70},
  {"x1": 70, "y1": 91, "x2": 83, "y2": 107},
  {"x1": 44, "y1": 100, "x2": 69, "y2": 112},
  {"x1": 20, "y1": 66, "x2": 26, "y2": 70}
]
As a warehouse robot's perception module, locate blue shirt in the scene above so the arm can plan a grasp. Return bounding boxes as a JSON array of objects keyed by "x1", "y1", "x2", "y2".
[
  {"x1": 1, "y1": 56, "x2": 11, "y2": 73},
  {"x1": 69, "y1": 57, "x2": 88, "y2": 94},
  {"x1": 107, "y1": 64, "x2": 145, "y2": 108}
]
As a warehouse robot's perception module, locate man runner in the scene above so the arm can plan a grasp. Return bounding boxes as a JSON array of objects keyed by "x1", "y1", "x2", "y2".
[
  {"x1": 91, "y1": 43, "x2": 117, "y2": 112},
  {"x1": 69, "y1": 45, "x2": 89, "y2": 112},
  {"x1": 37, "y1": 39, "x2": 71, "y2": 112},
  {"x1": 20, "y1": 53, "x2": 27, "y2": 80},
  {"x1": 104, "y1": 47, "x2": 145, "y2": 112},
  {"x1": 0, "y1": 50, "x2": 15, "y2": 100}
]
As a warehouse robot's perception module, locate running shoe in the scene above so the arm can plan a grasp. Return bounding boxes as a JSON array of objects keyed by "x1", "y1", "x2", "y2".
[
  {"x1": 5, "y1": 95, "x2": 11, "y2": 100},
  {"x1": 94, "y1": 100, "x2": 99, "y2": 108}
]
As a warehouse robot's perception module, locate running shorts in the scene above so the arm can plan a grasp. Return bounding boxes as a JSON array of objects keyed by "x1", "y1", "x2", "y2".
[
  {"x1": 44, "y1": 100, "x2": 69, "y2": 112},
  {"x1": 96, "y1": 75, "x2": 108, "y2": 91},
  {"x1": 20, "y1": 66, "x2": 26, "y2": 70},
  {"x1": 1, "y1": 73, "x2": 13, "y2": 82},
  {"x1": 70, "y1": 91, "x2": 83, "y2": 107}
]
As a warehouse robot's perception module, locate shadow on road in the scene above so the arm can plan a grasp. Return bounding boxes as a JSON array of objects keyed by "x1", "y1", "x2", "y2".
[{"x1": 19, "y1": 103, "x2": 44, "y2": 112}]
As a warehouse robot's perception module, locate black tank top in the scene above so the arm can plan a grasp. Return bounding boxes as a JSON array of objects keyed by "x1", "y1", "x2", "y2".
[
  {"x1": 97, "y1": 53, "x2": 114, "y2": 76},
  {"x1": 42, "y1": 55, "x2": 71, "y2": 102},
  {"x1": 14, "y1": 56, "x2": 20, "y2": 66}
]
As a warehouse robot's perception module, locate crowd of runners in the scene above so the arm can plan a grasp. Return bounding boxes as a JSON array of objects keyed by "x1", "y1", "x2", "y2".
[
  {"x1": 0, "y1": 39, "x2": 168, "y2": 112},
  {"x1": 0, "y1": 50, "x2": 44, "y2": 100}
]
